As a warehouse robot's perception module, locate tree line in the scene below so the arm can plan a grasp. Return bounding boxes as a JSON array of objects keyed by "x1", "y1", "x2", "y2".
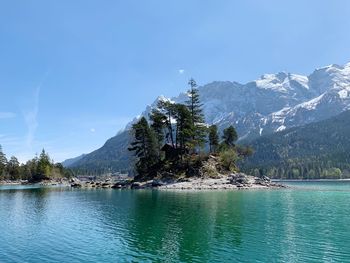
[
  {"x1": 128, "y1": 79, "x2": 252, "y2": 179},
  {"x1": 0, "y1": 146, "x2": 72, "y2": 182},
  {"x1": 240, "y1": 110, "x2": 350, "y2": 179},
  {"x1": 243, "y1": 156, "x2": 350, "y2": 179}
]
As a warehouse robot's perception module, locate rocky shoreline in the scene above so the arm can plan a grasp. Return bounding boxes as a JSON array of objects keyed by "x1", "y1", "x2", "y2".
[
  {"x1": 69, "y1": 173, "x2": 285, "y2": 190},
  {"x1": 1, "y1": 174, "x2": 285, "y2": 190},
  {"x1": 1, "y1": 155, "x2": 285, "y2": 191},
  {"x1": 0, "y1": 178, "x2": 71, "y2": 186}
]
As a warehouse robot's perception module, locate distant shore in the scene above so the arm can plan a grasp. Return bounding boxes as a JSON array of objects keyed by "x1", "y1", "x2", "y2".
[
  {"x1": 0, "y1": 179, "x2": 70, "y2": 186},
  {"x1": 272, "y1": 179, "x2": 350, "y2": 182},
  {"x1": 0, "y1": 180, "x2": 23, "y2": 185}
]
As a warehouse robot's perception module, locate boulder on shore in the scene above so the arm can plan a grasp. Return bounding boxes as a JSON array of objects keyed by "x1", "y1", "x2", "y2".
[
  {"x1": 131, "y1": 182, "x2": 143, "y2": 189},
  {"x1": 71, "y1": 182, "x2": 82, "y2": 188}
]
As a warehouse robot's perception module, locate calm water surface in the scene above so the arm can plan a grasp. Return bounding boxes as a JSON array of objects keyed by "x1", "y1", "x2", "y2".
[{"x1": 1, "y1": 181, "x2": 350, "y2": 262}]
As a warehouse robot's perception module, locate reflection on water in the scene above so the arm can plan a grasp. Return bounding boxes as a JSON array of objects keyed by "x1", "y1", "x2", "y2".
[
  {"x1": 1, "y1": 183, "x2": 350, "y2": 262},
  {"x1": 123, "y1": 191, "x2": 244, "y2": 262}
]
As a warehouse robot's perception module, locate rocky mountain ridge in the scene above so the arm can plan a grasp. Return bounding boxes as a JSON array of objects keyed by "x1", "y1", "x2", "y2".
[
  {"x1": 123, "y1": 62, "x2": 350, "y2": 140},
  {"x1": 66, "y1": 61, "x2": 350, "y2": 173}
]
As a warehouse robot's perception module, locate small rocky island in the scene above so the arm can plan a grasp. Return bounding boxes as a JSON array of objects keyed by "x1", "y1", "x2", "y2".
[
  {"x1": 71, "y1": 82, "x2": 286, "y2": 191},
  {"x1": 71, "y1": 156, "x2": 284, "y2": 190}
]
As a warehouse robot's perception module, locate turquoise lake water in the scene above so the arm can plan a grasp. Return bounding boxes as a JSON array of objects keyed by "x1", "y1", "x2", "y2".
[{"x1": 1, "y1": 181, "x2": 350, "y2": 262}]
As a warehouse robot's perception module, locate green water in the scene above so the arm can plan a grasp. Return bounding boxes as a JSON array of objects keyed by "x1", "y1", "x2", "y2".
[{"x1": 1, "y1": 181, "x2": 350, "y2": 262}]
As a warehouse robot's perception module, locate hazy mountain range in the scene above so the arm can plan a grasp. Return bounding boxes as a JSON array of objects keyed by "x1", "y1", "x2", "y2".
[{"x1": 65, "y1": 61, "x2": 350, "y2": 174}]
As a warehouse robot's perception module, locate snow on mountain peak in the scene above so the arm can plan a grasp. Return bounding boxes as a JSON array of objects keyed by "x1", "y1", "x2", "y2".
[
  {"x1": 315, "y1": 63, "x2": 343, "y2": 72},
  {"x1": 328, "y1": 64, "x2": 343, "y2": 70},
  {"x1": 255, "y1": 73, "x2": 289, "y2": 92},
  {"x1": 122, "y1": 60, "x2": 350, "y2": 141},
  {"x1": 157, "y1": 95, "x2": 175, "y2": 104},
  {"x1": 255, "y1": 71, "x2": 309, "y2": 93},
  {"x1": 344, "y1": 61, "x2": 350, "y2": 68}
]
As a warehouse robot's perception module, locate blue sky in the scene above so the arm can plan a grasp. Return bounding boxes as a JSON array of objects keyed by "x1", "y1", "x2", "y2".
[{"x1": 1, "y1": 0, "x2": 350, "y2": 162}]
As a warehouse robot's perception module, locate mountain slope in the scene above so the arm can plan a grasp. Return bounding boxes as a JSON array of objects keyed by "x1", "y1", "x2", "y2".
[
  {"x1": 240, "y1": 110, "x2": 350, "y2": 179},
  {"x1": 62, "y1": 154, "x2": 86, "y2": 167},
  {"x1": 69, "y1": 130, "x2": 133, "y2": 174},
  {"x1": 66, "y1": 61, "x2": 350, "y2": 173}
]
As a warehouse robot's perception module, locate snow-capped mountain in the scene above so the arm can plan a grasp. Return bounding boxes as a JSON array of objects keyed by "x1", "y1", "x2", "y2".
[
  {"x1": 125, "y1": 62, "x2": 350, "y2": 141},
  {"x1": 66, "y1": 61, "x2": 350, "y2": 171},
  {"x1": 259, "y1": 63, "x2": 350, "y2": 136}
]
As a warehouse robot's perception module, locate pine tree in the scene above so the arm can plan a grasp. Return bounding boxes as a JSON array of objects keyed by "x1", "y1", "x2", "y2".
[
  {"x1": 186, "y1": 78, "x2": 207, "y2": 151},
  {"x1": 157, "y1": 100, "x2": 176, "y2": 147},
  {"x1": 35, "y1": 149, "x2": 52, "y2": 181},
  {"x1": 7, "y1": 156, "x2": 20, "y2": 180},
  {"x1": 149, "y1": 109, "x2": 167, "y2": 153},
  {"x1": 208, "y1": 125, "x2": 219, "y2": 153},
  {"x1": 173, "y1": 104, "x2": 193, "y2": 157},
  {"x1": 222, "y1": 126, "x2": 238, "y2": 147},
  {"x1": 187, "y1": 79, "x2": 204, "y2": 124},
  {"x1": 128, "y1": 117, "x2": 158, "y2": 177},
  {"x1": 0, "y1": 145, "x2": 7, "y2": 179}
]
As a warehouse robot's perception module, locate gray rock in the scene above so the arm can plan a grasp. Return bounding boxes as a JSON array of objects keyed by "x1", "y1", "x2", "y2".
[
  {"x1": 152, "y1": 180, "x2": 165, "y2": 187},
  {"x1": 112, "y1": 184, "x2": 122, "y2": 189},
  {"x1": 230, "y1": 173, "x2": 249, "y2": 184},
  {"x1": 131, "y1": 182, "x2": 143, "y2": 189},
  {"x1": 71, "y1": 183, "x2": 82, "y2": 188}
]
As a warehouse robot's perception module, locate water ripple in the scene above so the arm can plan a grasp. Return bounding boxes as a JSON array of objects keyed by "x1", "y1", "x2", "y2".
[{"x1": 1, "y1": 183, "x2": 350, "y2": 262}]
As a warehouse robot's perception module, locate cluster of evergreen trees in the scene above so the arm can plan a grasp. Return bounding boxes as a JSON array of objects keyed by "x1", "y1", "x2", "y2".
[
  {"x1": 128, "y1": 79, "x2": 251, "y2": 179},
  {"x1": 0, "y1": 146, "x2": 72, "y2": 182},
  {"x1": 244, "y1": 156, "x2": 349, "y2": 179}
]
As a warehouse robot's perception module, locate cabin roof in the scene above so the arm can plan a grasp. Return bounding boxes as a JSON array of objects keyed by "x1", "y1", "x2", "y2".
[
  {"x1": 161, "y1": 143, "x2": 188, "y2": 151},
  {"x1": 160, "y1": 143, "x2": 177, "y2": 151}
]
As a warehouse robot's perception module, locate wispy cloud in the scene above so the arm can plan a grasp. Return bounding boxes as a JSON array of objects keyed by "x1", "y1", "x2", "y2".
[
  {"x1": 0, "y1": 112, "x2": 16, "y2": 119},
  {"x1": 22, "y1": 71, "x2": 49, "y2": 149},
  {"x1": 178, "y1": 69, "x2": 185, "y2": 74},
  {"x1": 23, "y1": 86, "x2": 40, "y2": 148}
]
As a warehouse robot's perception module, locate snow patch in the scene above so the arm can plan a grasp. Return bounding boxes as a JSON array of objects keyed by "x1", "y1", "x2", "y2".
[
  {"x1": 290, "y1": 74, "x2": 309, "y2": 89},
  {"x1": 338, "y1": 89, "x2": 348, "y2": 99},
  {"x1": 271, "y1": 107, "x2": 290, "y2": 124},
  {"x1": 297, "y1": 93, "x2": 324, "y2": 110},
  {"x1": 157, "y1": 95, "x2": 176, "y2": 104},
  {"x1": 255, "y1": 73, "x2": 288, "y2": 92},
  {"x1": 276, "y1": 125, "x2": 286, "y2": 132},
  {"x1": 255, "y1": 72, "x2": 309, "y2": 92}
]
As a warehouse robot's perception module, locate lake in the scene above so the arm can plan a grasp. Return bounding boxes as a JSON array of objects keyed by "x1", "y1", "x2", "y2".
[{"x1": 1, "y1": 181, "x2": 350, "y2": 262}]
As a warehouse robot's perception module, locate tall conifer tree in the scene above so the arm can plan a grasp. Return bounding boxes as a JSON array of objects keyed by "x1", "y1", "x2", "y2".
[
  {"x1": 186, "y1": 78, "x2": 207, "y2": 151},
  {"x1": 222, "y1": 126, "x2": 238, "y2": 147},
  {"x1": 173, "y1": 104, "x2": 193, "y2": 157},
  {"x1": 0, "y1": 145, "x2": 7, "y2": 179},
  {"x1": 128, "y1": 117, "x2": 158, "y2": 177},
  {"x1": 208, "y1": 125, "x2": 219, "y2": 153},
  {"x1": 150, "y1": 109, "x2": 167, "y2": 153}
]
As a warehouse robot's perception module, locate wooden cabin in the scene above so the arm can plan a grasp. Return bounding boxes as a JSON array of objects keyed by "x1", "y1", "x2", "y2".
[{"x1": 160, "y1": 143, "x2": 183, "y2": 160}]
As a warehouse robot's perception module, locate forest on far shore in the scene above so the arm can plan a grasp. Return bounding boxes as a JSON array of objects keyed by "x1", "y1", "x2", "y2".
[{"x1": 0, "y1": 146, "x2": 72, "y2": 182}]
